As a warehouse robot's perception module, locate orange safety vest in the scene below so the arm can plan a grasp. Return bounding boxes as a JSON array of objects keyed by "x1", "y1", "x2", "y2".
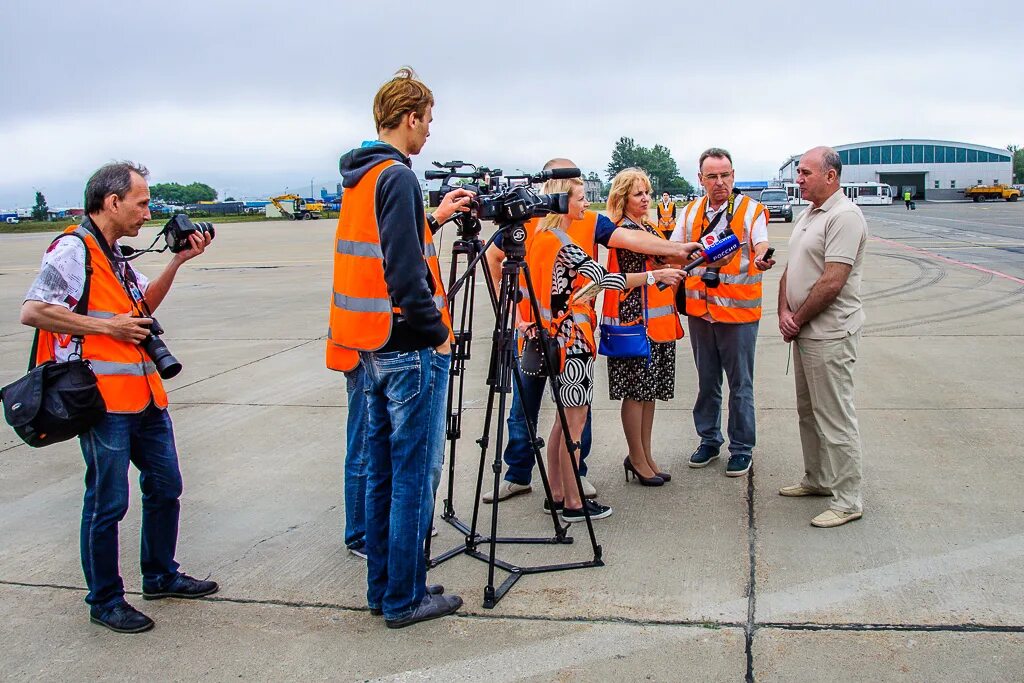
[
  {"x1": 523, "y1": 228, "x2": 598, "y2": 371},
  {"x1": 328, "y1": 159, "x2": 453, "y2": 355},
  {"x1": 517, "y1": 211, "x2": 598, "y2": 326},
  {"x1": 657, "y1": 201, "x2": 676, "y2": 235},
  {"x1": 601, "y1": 220, "x2": 683, "y2": 343},
  {"x1": 679, "y1": 195, "x2": 766, "y2": 323},
  {"x1": 34, "y1": 226, "x2": 168, "y2": 413}
]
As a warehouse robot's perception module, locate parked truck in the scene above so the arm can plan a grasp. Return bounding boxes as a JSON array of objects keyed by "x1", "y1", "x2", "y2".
[{"x1": 964, "y1": 184, "x2": 1020, "y2": 202}]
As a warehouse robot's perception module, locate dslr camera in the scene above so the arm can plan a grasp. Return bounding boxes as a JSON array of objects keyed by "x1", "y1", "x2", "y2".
[
  {"x1": 161, "y1": 214, "x2": 215, "y2": 253},
  {"x1": 135, "y1": 317, "x2": 182, "y2": 379}
]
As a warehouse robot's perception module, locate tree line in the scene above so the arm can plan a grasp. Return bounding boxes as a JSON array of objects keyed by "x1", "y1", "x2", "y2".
[{"x1": 606, "y1": 137, "x2": 695, "y2": 195}]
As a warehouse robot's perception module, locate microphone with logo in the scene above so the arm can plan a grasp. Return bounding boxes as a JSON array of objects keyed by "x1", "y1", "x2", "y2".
[{"x1": 655, "y1": 229, "x2": 742, "y2": 293}]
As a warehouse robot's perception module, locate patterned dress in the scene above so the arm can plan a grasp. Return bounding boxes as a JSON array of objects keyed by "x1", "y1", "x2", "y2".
[
  {"x1": 607, "y1": 218, "x2": 677, "y2": 402},
  {"x1": 545, "y1": 238, "x2": 626, "y2": 408}
]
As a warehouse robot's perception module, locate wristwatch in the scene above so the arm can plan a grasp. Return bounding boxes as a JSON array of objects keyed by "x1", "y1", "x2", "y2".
[{"x1": 646, "y1": 271, "x2": 656, "y2": 286}]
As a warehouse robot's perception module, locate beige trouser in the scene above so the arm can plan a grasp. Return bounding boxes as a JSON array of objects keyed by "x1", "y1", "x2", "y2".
[{"x1": 792, "y1": 332, "x2": 863, "y2": 513}]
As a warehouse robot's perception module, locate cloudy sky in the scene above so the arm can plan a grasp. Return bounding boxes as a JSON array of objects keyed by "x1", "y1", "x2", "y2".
[{"x1": 1, "y1": 0, "x2": 1020, "y2": 208}]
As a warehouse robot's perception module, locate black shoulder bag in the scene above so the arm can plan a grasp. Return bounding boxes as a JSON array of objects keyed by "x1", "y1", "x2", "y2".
[{"x1": 1, "y1": 233, "x2": 107, "y2": 447}]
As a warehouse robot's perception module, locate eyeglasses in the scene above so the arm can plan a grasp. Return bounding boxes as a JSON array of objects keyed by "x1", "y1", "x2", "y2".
[{"x1": 701, "y1": 172, "x2": 733, "y2": 183}]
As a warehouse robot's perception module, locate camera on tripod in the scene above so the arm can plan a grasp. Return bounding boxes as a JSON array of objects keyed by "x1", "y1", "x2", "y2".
[
  {"x1": 426, "y1": 161, "x2": 579, "y2": 240},
  {"x1": 161, "y1": 214, "x2": 215, "y2": 253}
]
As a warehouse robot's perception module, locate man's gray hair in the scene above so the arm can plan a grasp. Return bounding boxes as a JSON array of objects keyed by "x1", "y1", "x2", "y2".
[
  {"x1": 85, "y1": 161, "x2": 149, "y2": 214},
  {"x1": 699, "y1": 147, "x2": 733, "y2": 171},
  {"x1": 821, "y1": 148, "x2": 842, "y2": 179}
]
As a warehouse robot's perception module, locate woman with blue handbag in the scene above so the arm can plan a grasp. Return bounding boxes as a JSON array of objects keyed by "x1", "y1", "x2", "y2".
[
  {"x1": 520, "y1": 177, "x2": 684, "y2": 522},
  {"x1": 602, "y1": 168, "x2": 686, "y2": 486}
]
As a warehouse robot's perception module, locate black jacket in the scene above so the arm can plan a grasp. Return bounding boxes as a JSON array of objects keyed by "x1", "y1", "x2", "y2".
[{"x1": 338, "y1": 143, "x2": 448, "y2": 351}]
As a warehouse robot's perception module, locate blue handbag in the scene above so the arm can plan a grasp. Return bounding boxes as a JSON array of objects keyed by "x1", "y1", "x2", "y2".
[{"x1": 598, "y1": 287, "x2": 651, "y2": 361}]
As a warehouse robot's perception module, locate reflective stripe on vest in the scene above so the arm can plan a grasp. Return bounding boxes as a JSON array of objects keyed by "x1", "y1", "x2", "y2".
[
  {"x1": 682, "y1": 196, "x2": 765, "y2": 323},
  {"x1": 601, "y1": 220, "x2": 684, "y2": 343},
  {"x1": 657, "y1": 202, "x2": 675, "y2": 230},
  {"x1": 328, "y1": 159, "x2": 452, "y2": 353},
  {"x1": 33, "y1": 226, "x2": 168, "y2": 413},
  {"x1": 521, "y1": 228, "x2": 598, "y2": 368}
]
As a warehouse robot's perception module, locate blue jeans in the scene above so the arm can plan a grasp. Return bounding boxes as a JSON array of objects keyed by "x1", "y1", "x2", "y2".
[
  {"x1": 503, "y1": 368, "x2": 591, "y2": 485},
  {"x1": 79, "y1": 405, "x2": 183, "y2": 608},
  {"x1": 361, "y1": 348, "x2": 451, "y2": 620},
  {"x1": 344, "y1": 365, "x2": 368, "y2": 550},
  {"x1": 688, "y1": 317, "x2": 759, "y2": 457}
]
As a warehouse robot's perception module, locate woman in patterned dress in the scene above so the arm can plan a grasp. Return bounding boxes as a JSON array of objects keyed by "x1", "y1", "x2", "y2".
[
  {"x1": 605, "y1": 168, "x2": 686, "y2": 485},
  {"x1": 520, "y1": 178, "x2": 685, "y2": 521}
]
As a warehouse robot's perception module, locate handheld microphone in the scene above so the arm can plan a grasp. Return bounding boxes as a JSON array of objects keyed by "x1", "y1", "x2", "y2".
[
  {"x1": 653, "y1": 231, "x2": 741, "y2": 290},
  {"x1": 683, "y1": 232, "x2": 740, "y2": 273}
]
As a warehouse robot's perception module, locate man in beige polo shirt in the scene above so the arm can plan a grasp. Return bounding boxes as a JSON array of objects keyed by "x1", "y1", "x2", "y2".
[{"x1": 777, "y1": 146, "x2": 867, "y2": 528}]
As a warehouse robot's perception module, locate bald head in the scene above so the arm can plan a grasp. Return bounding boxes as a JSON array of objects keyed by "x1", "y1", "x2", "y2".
[
  {"x1": 543, "y1": 157, "x2": 576, "y2": 170},
  {"x1": 796, "y1": 146, "x2": 842, "y2": 207}
]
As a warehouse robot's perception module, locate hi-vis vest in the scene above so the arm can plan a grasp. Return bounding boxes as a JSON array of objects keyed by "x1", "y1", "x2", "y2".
[
  {"x1": 327, "y1": 159, "x2": 453, "y2": 362},
  {"x1": 523, "y1": 228, "x2": 598, "y2": 370},
  {"x1": 517, "y1": 212, "x2": 599, "y2": 326},
  {"x1": 601, "y1": 220, "x2": 683, "y2": 343},
  {"x1": 657, "y1": 201, "x2": 676, "y2": 235},
  {"x1": 680, "y1": 195, "x2": 766, "y2": 323},
  {"x1": 34, "y1": 226, "x2": 168, "y2": 413}
]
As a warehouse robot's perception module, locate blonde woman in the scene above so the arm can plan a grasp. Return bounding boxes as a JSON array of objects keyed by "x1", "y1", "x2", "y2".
[
  {"x1": 603, "y1": 168, "x2": 685, "y2": 486},
  {"x1": 521, "y1": 177, "x2": 684, "y2": 522}
]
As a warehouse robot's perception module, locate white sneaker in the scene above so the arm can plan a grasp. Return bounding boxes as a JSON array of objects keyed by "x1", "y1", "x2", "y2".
[
  {"x1": 430, "y1": 525, "x2": 438, "y2": 537},
  {"x1": 482, "y1": 480, "x2": 532, "y2": 504},
  {"x1": 579, "y1": 476, "x2": 598, "y2": 499}
]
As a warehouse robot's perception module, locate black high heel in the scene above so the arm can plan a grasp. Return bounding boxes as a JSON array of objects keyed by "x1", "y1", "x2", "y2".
[
  {"x1": 657, "y1": 471, "x2": 671, "y2": 482},
  {"x1": 623, "y1": 457, "x2": 665, "y2": 486}
]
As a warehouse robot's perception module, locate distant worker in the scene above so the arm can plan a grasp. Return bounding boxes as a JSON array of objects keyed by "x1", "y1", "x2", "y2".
[
  {"x1": 903, "y1": 190, "x2": 912, "y2": 210},
  {"x1": 656, "y1": 191, "x2": 677, "y2": 238},
  {"x1": 778, "y1": 146, "x2": 867, "y2": 528},
  {"x1": 672, "y1": 148, "x2": 775, "y2": 478}
]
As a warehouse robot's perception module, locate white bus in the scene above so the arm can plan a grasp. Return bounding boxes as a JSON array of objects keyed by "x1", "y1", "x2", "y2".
[
  {"x1": 842, "y1": 182, "x2": 893, "y2": 205},
  {"x1": 783, "y1": 181, "x2": 893, "y2": 205}
]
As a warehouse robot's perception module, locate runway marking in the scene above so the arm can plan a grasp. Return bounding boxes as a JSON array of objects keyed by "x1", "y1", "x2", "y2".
[{"x1": 870, "y1": 235, "x2": 1024, "y2": 285}]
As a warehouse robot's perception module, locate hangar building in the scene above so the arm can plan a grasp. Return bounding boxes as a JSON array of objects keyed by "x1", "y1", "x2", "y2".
[{"x1": 778, "y1": 139, "x2": 1014, "y2": 200}]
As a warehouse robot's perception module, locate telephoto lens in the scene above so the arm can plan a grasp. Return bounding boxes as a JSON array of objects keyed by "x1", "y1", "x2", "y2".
[{"x1": 139, "y1": 318, "x2": 182, "y2": 379}]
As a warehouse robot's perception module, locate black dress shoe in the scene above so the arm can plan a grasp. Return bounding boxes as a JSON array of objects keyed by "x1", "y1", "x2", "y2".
[
  {"x1": 385, "y1": 592, "x2": 463, "y2": 629},
  {"x1": 370, "y1": 585, "x2": 444, "y2": 615},
  {"x1": 90, "y1": 602, "x2": 154, "y2": 634},
  {"x1": 142, "y1": 573, "x2": 219, "y2": 600}
]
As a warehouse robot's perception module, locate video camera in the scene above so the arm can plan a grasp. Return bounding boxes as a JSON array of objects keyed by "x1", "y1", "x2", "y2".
[{"x1": 426, "y1": 161, "x2": 580, "y2": 240}]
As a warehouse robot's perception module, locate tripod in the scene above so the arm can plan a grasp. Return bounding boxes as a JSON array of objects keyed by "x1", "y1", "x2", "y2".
[{"x1": 427, "y1": 219, "x2": 603, "y2": 608}]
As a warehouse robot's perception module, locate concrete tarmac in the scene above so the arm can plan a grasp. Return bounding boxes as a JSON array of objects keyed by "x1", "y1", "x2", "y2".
[{"x1": 1, "y1": 201, "x2": 1022, "y2": 681}]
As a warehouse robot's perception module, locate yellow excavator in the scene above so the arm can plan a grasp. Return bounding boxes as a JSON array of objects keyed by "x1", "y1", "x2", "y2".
[{"x1": 270, "y1": 194, "x2": 325, "y2": 220}]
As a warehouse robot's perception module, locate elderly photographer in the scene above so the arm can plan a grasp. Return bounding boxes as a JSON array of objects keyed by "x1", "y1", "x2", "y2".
[
  {"x1": 482, "y1": 159, "x2": 700, "y2": 504},
  {"x1": 19, "y1": 161, "x2": 216, "y2": 634}
]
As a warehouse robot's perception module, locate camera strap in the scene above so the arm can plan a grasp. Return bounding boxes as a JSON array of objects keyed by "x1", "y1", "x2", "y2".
[
  {"x1": 699, "y1": 193, "x2": 737, "y2": 239},
  {"x1": 82, "y1": 218, "x2": 151, "y2": 317}
]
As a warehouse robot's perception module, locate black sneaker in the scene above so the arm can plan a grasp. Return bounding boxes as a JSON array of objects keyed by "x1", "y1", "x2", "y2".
[
  {"x1": 385, "y1": 592, "x2": 463, "y2": 629},
  {"x1": 541, "y1": 498, "x2": 564, "y2": 514},
  {"x1": 90, "y1": 601, "x2": 154, "y2": 634},
  {"x1": 142, "y1": 573, "x2": 219, "y2": 600},
  {"x1": 726, "y1": 453, "x2": 752, "y2": 477},
  {"x1": 561, "y1": 500, "x2": 613, "y2": 523},
  {"x1": 370, "y1": 585, "x2": 444, "y2": 616},
  {"x1": 688, "y1": 444, "x2": 720, "y2": 468}
]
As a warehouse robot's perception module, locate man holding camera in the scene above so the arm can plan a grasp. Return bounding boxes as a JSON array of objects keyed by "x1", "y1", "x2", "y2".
[
  {"x1": 20, "y1": 161, "x2": 216, "y2": 634},
  {"x1": 482, "y1": 158, "x2": 702, "y2": 504},
  {"x1": 330, "y1": 68, "x2": 471, "y2": 629},
  {"x1": 672, "y1": 148, "x2": 775, "y2": 477}
]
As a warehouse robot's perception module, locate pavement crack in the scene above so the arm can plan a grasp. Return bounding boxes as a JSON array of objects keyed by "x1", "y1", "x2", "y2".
[
  {"x1": 745, "y1": 466, "x2": 758, "y2": 683},
  {"x1": 208, "y1": 507, "x2": 337, "y2": 575}
]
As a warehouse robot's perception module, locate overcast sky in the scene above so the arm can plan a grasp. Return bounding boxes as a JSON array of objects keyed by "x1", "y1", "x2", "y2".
[{"x1": 1, "y1": 0, "x2": 1021, "y2": 208}]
